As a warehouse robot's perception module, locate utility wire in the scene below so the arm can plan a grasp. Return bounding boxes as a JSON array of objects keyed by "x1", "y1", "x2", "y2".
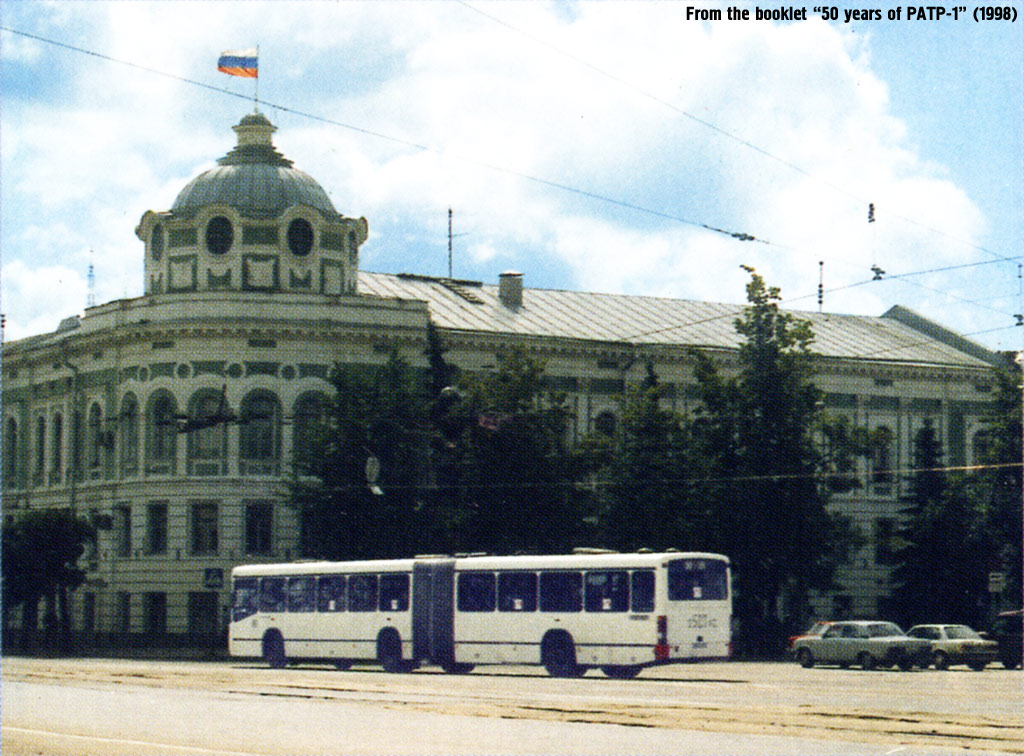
[
  {"x1": 456, "y1": 0, "x2": 1018, "y2": 265},
  {"x1": 0, "y1": 25, "x2": 769, "y2": 248},
  {"x1": 4, "y1": 25, "x2": 1016, "y2": 342}
]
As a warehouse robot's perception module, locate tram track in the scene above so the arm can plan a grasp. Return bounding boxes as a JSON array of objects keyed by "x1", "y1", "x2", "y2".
[{"x1": 5, "y1": 658, "x2": 1021, "y2": 754}]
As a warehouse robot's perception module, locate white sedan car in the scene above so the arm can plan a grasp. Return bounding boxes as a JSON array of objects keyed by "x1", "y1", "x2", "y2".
[
  {"x1": 906, "y1": 624, "x2": 998, "y2": 670},
  {"x1": 791, "y1": 620, "x2": 931, "y2": 670}
]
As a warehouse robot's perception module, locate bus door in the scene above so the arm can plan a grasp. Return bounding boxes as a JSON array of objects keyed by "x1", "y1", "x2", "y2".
[{"x1": 412, "y1": 560, "x2": 455, "y2": 666}]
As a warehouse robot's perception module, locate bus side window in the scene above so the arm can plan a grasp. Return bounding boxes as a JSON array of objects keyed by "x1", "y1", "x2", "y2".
[
  {"x1": 585, "y1": 570, "x2": 629, "y2": 612},
  {"x1": 498, "y1": 571, "x2": 537, "y2": 612},
  {"x1": 232, "y1": 577, "x2": 258, "y2": 621},
  {"x1": 349, "y1": 574, "x2": 378, "y2": 612},
  {"x1": 317, "y1": 575, "x2": 347, "y2": 612},
  {"x1": 380, "y1": 573, "x2": 410, "y2": 612},
  {"x1": 259, "y1": 577, "x2": 287, "y2": 613},
  {"x1": 630, "y1": 570, "x2": 655, "y2": 613},
  {"x1": 457, "y1": 572, "x2": 496, "y2": 612},
  {"x1": 539, "y1": 571, "x2": 582, "y2": 612},
  {"x1": 288, "y1": 576, "x2": 316, "y2": 613}
]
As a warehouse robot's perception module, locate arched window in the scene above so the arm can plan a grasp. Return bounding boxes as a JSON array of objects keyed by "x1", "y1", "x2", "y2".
[
  {"x1": 594, "y1": 411, "x2": 617, "y2": 437},
  {"x1": 3, "y1": 417, "x2": 18, "y2": 487},
  {"x1": 146, "y1": 391, "x2": 178, "y2": 474},
  {"x1": 292, "y1": 392, "x2": 326, "y2": 469},
  {"x1": 120, "y1": 394, "x2": 139, "y2": 476},
  {"x1": 187, "y1": 389, "x2": 227, "y2": 476},
  {"x1": 35, "y1": 415, "x2": 46, "y2": 485},
  {"x1": 71, "y1": 410, "x2": 83, "y2": 481},
  {"x1": 87, "y1": 402, "x2": 104, "y2": 475},
  {"x1": 239, "y1": 390, "x2": 281, "y2": 475},
  {"x1": 871, "y1": 425, "x2": 893, "y2": 488},
  {"x1": 51, "y1": 413, "x2": 63, "y2": 482},
  {"x1": 971, "y1": 429, "x2": 992, "y2": 465}
]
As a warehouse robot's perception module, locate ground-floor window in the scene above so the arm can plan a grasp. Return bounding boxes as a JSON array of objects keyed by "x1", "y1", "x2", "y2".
[
  {"x1": 244, "y1": 502, "x2": 273, "y2": 555},
  {"x1": 188, "y1": 592, "x2": 219, "y2": 637},
  {"x1": 116, "y1": 592, "x2": 131, "y2": 634},
  {"x1": 144, "y1": 592, "x2": 167, "y2": 635},
  {"x1": 190, "y1": 501, "x2": 219, "y2": 555}
]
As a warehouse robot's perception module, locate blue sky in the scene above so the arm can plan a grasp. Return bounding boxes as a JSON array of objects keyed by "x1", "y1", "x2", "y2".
[{"x1": 2, "y1": 1, "x2": 1022, "y2": 353}]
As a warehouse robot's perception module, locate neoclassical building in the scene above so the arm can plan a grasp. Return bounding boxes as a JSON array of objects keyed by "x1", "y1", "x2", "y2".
[{"x1": 1, "y1": 112, "x2": 1000, "y2": 644}]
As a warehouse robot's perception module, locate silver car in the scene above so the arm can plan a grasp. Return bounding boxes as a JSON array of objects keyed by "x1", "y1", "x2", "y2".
[
  {"x1": 906, "y1": 624, "x2": 998, "y2": 670},
  {"x1": 792, "y1": 620, "x2": 931, "y2": 670}
]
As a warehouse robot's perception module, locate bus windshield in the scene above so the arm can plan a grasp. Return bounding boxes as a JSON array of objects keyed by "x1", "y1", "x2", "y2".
[{"x1": 667, "y1": 558, "x2": 728, "y2": 601}]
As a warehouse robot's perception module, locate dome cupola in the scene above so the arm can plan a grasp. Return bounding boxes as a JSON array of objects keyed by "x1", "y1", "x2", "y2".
[
  {"x1": 170, "y1": 111, "x2": 338, "y2": 219},
  {"x1": 137, "y1": 112, "x2": 367, "y2": 297}
]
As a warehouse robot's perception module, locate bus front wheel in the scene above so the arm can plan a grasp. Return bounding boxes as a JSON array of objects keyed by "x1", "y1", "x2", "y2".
[{"x1": 262, "y1": 630, "x2": 286, "y2": 669}]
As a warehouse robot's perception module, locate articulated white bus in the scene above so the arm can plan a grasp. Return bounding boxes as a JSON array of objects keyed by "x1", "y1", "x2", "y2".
[{"x1": 229, "y1": 550, "x2": 731, "y2": 678}]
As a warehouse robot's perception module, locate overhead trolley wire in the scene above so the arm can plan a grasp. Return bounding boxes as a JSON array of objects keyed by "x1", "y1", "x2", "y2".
[
  {"x1": 3, "y1": 25, "x2": 1016, "y2": 339},
  {"x1": 0, "y1": 25, "x2": 770, "y2": 248},
  {"x1": 456, "y1": 1, "x2": 1018, "y2": 266}
]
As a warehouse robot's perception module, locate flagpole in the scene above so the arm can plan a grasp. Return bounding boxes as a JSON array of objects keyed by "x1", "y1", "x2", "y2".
[{"x1": 254, "y1": 44, "x2": 260, "y2": 112}]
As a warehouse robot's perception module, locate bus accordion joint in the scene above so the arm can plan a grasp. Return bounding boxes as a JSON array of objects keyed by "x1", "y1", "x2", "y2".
[{"x1": 655, "y1": 615, "x2": 669, "y2": 660}]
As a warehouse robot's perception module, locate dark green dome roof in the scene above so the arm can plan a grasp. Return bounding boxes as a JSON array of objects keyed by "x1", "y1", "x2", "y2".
[{"x1": 171, "y1": 112, "x2": 338, "y2": 218}]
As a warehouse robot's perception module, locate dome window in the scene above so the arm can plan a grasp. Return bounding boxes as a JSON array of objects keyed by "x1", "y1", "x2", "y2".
[
  {"x1": 205, "y1": 216, "x2": 234, "y2": 255},
  {"x1": 287, "y1": 218, "x2": 314, "y2": 257},
  {"x1": 151, "y1": 224, "x2": 165, "y2": 260}
]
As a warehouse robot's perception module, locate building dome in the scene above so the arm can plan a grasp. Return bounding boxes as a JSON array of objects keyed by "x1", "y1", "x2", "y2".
[{"x1": 171, "y1": 112, "x2": 339, "y2": 219}]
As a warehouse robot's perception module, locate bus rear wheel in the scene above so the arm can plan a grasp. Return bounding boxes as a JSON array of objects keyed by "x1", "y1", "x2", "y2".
[
  {"x1": 542, "y1": 631, "x2": 582, "y2": 678},
  {"x1": 602, "y1": 665, "x2": 642, "y2": 679},
  {"x1": 378, "y1": 629, "x2": 413, "y2": 673},
  {"x1": 262, "y1": 630, "x2": 286, "y2": 669},
  {"x1": 442, "y1": 662, "x2": 475, "y2": 675}
]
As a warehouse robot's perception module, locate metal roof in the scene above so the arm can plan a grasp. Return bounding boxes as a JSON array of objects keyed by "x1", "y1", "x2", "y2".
[
  {"x1": 171, "y1": 164, "x2": 338, "y2": 219},
  {"x1": 170, "y1": 112, "x2": 339, "y2": 219},
  {"x1": 357, "y1": 271, "x2": 997, "y2": 369}
]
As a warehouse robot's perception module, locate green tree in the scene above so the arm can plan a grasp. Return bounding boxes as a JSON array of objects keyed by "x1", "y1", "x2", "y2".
[
  {"x1": 289, "y1": 352, "x2": 432, "y2": 559},
  {"x1": 974, "y1": 360, "x2": 1023, "y2": 609},
  {"x1": 890, "y1": 421, "x2": 988, "y2": 626},
  {"x1": 452, "y1": 347, "x2": 591, "y2": 555},
  {"x1": 600, "y1": 367, "x2": 696, "y2": 552},
  {"x1": 1, "y1": 509, "x2": 95, "y2": 653},
  {"x1": 686, "y1": 270, "x2": 861, "y2": 655}
]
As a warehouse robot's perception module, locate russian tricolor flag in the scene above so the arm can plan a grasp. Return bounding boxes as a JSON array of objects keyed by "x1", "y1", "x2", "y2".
[{"x1": 218, "y1": 48, "x2": 258, "y2": 78}]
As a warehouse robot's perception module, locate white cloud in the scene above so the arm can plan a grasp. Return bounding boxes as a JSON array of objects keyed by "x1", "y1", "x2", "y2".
[
  {"x1": 0, "y1": 1, "x2": 1013, "y2": 348},
  {"x1": 2, "y1": 260, "x2": 86, "y2": 340}
]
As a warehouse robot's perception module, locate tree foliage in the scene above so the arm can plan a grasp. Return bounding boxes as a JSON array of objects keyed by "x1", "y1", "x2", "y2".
[
  {"x1": 599, "y1": 371, "x2": 695, "y2": 552},
  {"x1": 975, "y1": 360, "x2": 1023, "y2": 607},
  {"x1": 444, "y1": 347, "x2": 591, "y2": 555},
  {"x1": 289, "y1": 352, "x2": 431, "y2": 559},
  {"x1": 1, "y1": 509, "x2": 95, "y2": 651},
  {"x1": 890, "y1": 421, "x2": 990, "y2": 627},
  {"x1": 683, "y1": 271, "x2": 861, "y2": 655},
  {"x1": 289, "y1": 344, "x2": 591, "y2": 559}
]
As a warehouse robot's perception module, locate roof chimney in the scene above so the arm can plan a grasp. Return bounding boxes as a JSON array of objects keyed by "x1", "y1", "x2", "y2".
[{"x1": 498, "y1": 271, "x2": 523, "y2": 309}]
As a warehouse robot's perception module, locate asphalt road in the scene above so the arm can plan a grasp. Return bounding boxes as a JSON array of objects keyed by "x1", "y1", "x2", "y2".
[{"x1": 2, "y1": 657, "x2": 1021, "y2": 755}]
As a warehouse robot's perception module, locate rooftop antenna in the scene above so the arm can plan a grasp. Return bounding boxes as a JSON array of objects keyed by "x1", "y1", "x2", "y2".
[
  {"x1": 448, "y1": 208, "x2": 453, "y2": 279},
  {"x1": 1016, "y1": 263, "x2": 1023, "y2": 332},
  {"x1": 87, "y1": 250, "x2": 96, "y2": 308},
  {"x1": 817, "y1": 260, "x2": 824, "y2": 313},
  {"x1": 868, "y1": 202, "x2": 883, "y2": 281}
]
